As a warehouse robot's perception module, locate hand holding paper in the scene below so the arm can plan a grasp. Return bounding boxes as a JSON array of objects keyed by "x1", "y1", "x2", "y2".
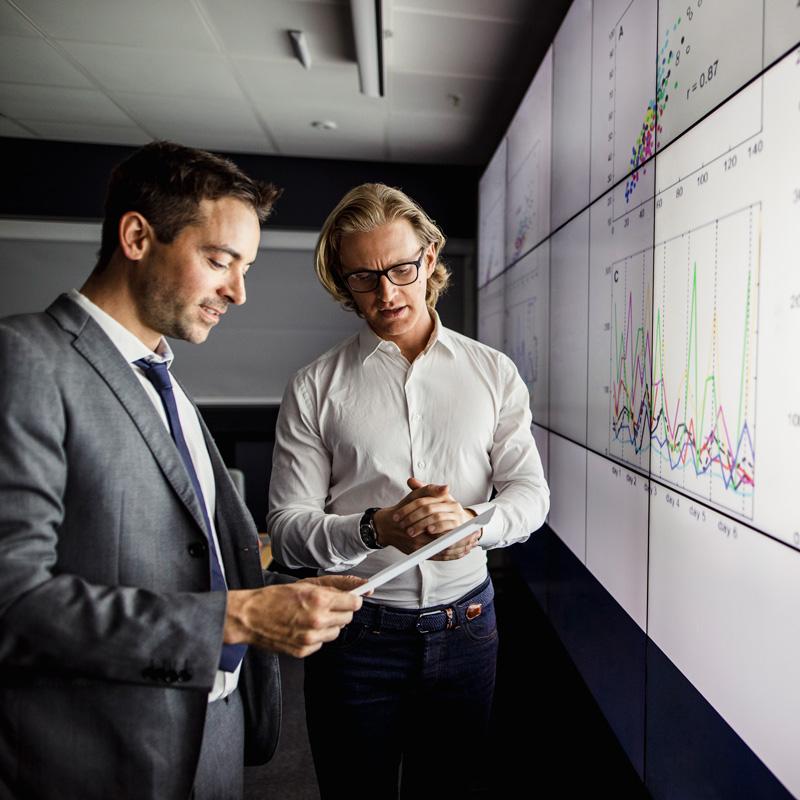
[{"x1": 373, "y1": 478, "x2": 480, "y2": 560}]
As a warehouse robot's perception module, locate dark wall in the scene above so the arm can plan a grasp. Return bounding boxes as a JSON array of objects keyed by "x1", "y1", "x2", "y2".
[{"x1": 0, "y1": 137, "x2": 480, "y2": 238}]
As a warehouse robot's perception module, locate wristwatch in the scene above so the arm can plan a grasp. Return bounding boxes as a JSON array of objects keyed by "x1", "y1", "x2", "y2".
[{"x1": 359, "y1": 507, "x2": 384, "y2": 550}]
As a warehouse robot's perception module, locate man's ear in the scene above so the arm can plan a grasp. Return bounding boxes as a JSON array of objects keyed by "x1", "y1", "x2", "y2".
[
  {"x1": 118, "y1": 211, "x2": 151, "y2": 262},
  {"x1": 424, "y1": 242, "x2": 437, "y2": 278}
]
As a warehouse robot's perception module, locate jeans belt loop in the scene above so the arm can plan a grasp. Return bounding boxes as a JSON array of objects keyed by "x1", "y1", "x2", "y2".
[{"x1": 372, "y1": 604, "x2": 385, "y2": 633}]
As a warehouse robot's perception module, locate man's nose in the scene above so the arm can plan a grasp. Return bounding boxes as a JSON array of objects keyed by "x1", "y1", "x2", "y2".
[
  {"x1": 376, "y1": 273, "x2": 397, "y2": 301},
  {"x1": 222, "y1": 270, "x2": 246, "y2": 305}
]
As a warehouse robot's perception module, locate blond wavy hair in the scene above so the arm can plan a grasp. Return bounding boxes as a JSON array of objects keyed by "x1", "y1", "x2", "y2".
[{"x1": 315, "y1": 183, "x2": 450, "y2": 315}]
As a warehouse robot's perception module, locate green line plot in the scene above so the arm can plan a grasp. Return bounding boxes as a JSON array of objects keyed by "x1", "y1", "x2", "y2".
[{"x1": 650, "y1": 204, "x2": 760, "y2": 518}]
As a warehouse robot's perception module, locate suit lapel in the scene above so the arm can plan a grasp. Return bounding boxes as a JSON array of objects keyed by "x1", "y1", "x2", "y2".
[
  {"x1": 48, "y1": 295, "x2": 209, "y2": 536},
  {"x1": 197, "y1": 414, "x2": 264, "y2": 590}
]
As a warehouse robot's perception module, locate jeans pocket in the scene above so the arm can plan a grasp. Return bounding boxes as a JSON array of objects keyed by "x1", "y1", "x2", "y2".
[{"x1": 462, "y1": 602, "x2": 498, "y2": 642}]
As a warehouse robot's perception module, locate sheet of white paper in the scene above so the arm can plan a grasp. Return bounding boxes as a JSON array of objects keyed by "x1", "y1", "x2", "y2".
[{"x1": 350, "y1": 506, "x2": 496, "y2": 596}]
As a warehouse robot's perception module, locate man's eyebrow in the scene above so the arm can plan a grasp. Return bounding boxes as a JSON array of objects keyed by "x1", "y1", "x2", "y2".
[
  {"x1": 344, "y1": 251, "x2": 423, "y2": 272},
  {"x1": 202, "y1": 243, "x2": 250, "y2": 262}
]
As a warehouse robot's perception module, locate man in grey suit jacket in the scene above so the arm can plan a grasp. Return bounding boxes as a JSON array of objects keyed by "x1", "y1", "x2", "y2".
[{"x1": 0, "y1": 141, "x2": 363, "y2": 800}]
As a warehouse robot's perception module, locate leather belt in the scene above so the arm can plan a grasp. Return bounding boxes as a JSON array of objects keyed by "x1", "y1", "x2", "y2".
[{"x1": 353, "y1": 577, "x2": 494, "y2": 634}]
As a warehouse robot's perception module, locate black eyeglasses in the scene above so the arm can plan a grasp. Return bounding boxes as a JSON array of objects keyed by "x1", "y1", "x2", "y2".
[{"x1": 341, "y1": 249, "x2": 424, "y2": 293}]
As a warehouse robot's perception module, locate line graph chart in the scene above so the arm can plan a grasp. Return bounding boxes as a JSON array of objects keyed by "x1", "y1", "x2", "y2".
[{"x1": 609, "y1": 205, "x2": 760, "y2": 517}]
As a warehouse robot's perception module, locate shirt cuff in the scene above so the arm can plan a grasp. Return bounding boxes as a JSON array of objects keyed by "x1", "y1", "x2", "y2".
[
  {"x1": 466, "y1": 502, "x2": 503, "y2": 548},
  {"x1": 333, "y1": 511, "x2": 374, "y2": 564}
]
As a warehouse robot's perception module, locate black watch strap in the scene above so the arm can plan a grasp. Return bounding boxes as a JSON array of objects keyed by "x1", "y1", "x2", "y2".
[{"x1": 359, "y1": 507, "x2": 383, "y2": 550}]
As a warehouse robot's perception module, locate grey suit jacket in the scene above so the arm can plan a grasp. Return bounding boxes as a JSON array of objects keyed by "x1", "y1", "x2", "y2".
[{"x1": 0, "y1": 295, "x2": 283, "y2": 800}]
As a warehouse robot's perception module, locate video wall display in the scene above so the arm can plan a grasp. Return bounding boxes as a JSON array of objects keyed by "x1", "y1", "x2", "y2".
[{"x1": 477, "y1": 1, "x2": 800, "y2": 795}]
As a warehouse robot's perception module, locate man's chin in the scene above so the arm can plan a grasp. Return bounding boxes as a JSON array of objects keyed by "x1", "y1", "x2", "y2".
[
  {"x1": 186, "y1": 327, "x2": 212, "y2": 344},
  {"x1": 370, "y1": 319, "x2": 406, "y2": 339},
  {"x1": 163, "y1": 321, "x2": 211, "y2": 345}
]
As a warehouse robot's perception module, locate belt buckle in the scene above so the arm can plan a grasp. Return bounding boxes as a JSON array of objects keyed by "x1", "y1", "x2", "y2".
[
  {"x1": 415, "y1": 607, "x2": 455, "y2": 633},
  {"x1": 416, "y1": 609, "x2": 442, "y2": 633}
]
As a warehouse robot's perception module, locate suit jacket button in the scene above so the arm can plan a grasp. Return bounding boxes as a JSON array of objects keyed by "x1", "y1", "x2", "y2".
[
  {"x1": 165, "y1": 669, "x2": 179, "y2": 683},
  {"x1": 188, "y1": 542, "x2": 207, "y2": 557}
]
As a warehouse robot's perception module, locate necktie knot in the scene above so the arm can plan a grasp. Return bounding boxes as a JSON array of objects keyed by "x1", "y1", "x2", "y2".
[{"x1": 134, "y1": 358, "x2": 172, "y2": 393}]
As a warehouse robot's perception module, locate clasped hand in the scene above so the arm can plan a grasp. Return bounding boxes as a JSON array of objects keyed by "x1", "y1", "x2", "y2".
[{"x1": 372, "y1": 478, "x2": 482, "y2": 561}]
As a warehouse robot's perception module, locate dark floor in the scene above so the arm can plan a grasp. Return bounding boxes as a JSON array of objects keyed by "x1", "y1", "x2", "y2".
[
  {"x1": 244, "y1": 555, "x2": 650, "y2": 799},
  {"x1": 244, "y1": 651, "x2": 317, "y2": 800}
]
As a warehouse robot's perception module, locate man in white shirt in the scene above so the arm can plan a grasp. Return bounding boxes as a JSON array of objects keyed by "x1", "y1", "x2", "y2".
[
  {"x1": 0, "y1": 141, "x2": 362, "y2": 800},
  {"x1": 268, "y1": 183, "x2": 549, "y2": 798}
]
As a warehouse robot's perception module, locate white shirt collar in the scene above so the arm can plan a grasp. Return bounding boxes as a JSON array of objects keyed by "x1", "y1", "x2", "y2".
[
  {"x1": 68, "y1": 288, "x2": 174, "y2": 367},
  {"x1": 357, "y1": 309, "x2": 456, "y2": 364}
]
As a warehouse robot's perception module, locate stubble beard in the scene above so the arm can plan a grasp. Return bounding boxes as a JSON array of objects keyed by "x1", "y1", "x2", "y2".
[{"x1": 138, "y1": 273, "x2": 208, "y2": 344}]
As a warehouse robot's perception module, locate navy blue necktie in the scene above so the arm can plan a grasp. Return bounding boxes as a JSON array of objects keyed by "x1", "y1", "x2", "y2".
[{"x1": 134, "y1": 358, "x2": 246, "y2": 672}]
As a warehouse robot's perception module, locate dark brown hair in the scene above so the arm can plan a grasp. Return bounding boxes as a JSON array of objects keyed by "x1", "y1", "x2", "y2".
[{"x1": 96, "y1": 140, "x2": 281, "y2": 270}]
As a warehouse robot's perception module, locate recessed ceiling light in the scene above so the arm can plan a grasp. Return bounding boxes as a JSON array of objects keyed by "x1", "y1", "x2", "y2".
[{"x1": 311, "y1": 120, "x2": 338, "y2": 131}]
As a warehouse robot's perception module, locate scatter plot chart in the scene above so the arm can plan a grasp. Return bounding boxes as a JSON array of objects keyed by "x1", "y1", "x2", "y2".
[
  {"x1": 506, "y1": 48, "x2": 552, "y2": 264},
  {"x1": 478, "y1": 139, "x2": 507, "y2": 288},
  {"x1": 590, "y1": 0, "x2": 656, "y2": 203},
  {"x1": 504, "y1": 243, "x2": 550, "y2": 425},
  {"x1": 622, "y1": 13, "x2": 678, "y2": 202},
  {"x1": 477, "y1": 275, "x2": 506, "y2": 355},
  {"x1": 655, "y1": 0, "x2": 763, "y2": 151}
]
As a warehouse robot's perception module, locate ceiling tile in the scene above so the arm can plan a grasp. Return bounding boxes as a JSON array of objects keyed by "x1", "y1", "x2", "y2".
[
  {"x1": 0, "y1": 3, "x2": 38, "y2": 36},
  {"x1": 149, "y1": 128, "x2": 277, "y2": 155},
  {"x1": 274, "y1": 133, "x2": 386, "y2": 161},
  {"x1": 0, "y1": 116, "x2": 35, "y2": 137},
  {"x1": 392, "y1": 0, "x2": 532, "y2": 23},
  {"x1": 0, "y1": 35, "x2": 93, "y2": 88},
  {"x1": 0, "y1": 84, "x2": 134, "y2": 125},
  {"x1": 200, "y1": 0, "x2": 354, "y2": 62},
  {"x1": 62, "y1": 43, "x2": 241, "y2": 98},
  {"x1": 0, "y1": 0, "x2": 559, "y2": 165},
  {"x1": 391, "y1": 9, "x2": 521, "y2": 78},
  {"x1": 112, "y1": 91, "x2": 266, "y2": 141},
  {"x1": 14, "y1": 0, "x2": 217, "y2": 50},
  {"x1": 235, "y1": 57, "x2": 375, "y2": 110},
  {"x1": 388, "y1": 70, "x2": 501, "y2": 117},
  {"x1": 22, "y1": 120, "x2": 150, "y2": 146},
  {"x1": 387, "y1": 110, "x2": 485, "y2": 164},
  {"x1": 268, "y1": 103, "x2": 387, "y2": 160}
]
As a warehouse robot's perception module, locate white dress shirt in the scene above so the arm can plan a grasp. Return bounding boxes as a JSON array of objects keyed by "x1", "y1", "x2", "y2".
[
  {"x1": 69, "y1": 289, "x2": 238, "y2": 701},
  {"x1": 268, "y1": 311, "x2": 549, "y2": 608}
]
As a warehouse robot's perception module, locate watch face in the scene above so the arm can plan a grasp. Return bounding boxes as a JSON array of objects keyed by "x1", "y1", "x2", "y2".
[{"x1": 360, "y1": 510, "x2": 379, "y2": 548}]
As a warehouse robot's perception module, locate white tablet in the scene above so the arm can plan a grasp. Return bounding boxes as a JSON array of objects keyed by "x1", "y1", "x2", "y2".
[{"x1": 350, "y1": 506, "x2": 496, "y2": 596}]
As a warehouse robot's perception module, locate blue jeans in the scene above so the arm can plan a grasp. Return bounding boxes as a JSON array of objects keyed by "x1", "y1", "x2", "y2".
[{"x1": 304, "y1": 577, "x2": 498, "y2": 800}]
